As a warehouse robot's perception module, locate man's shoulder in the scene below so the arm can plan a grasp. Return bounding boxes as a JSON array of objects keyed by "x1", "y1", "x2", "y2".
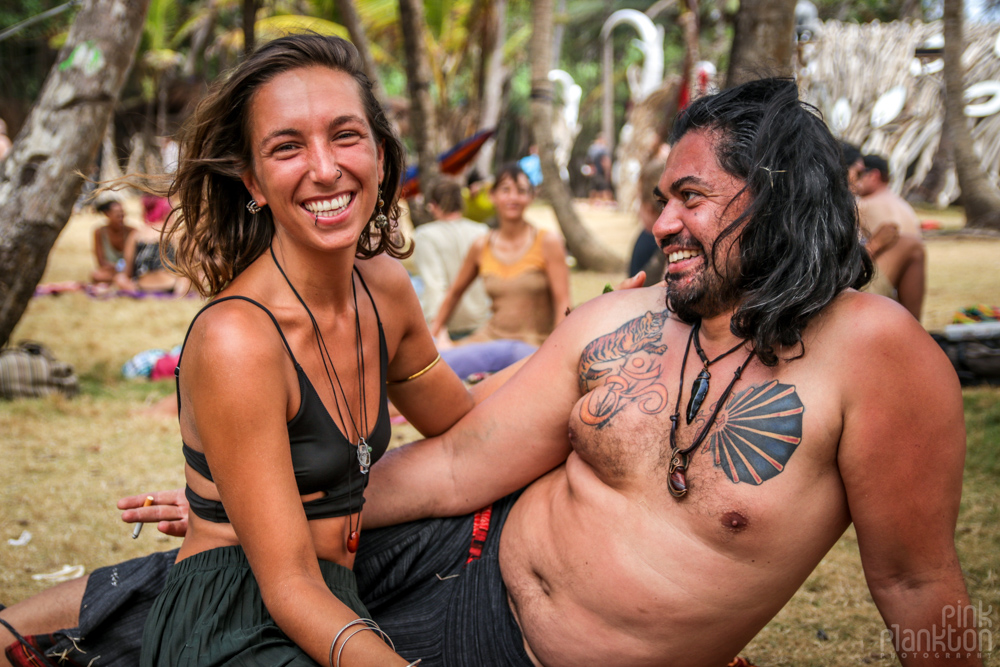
[
  {"x1": 805, "y1": 290, "x2": 937, "y2": 361},
  {"x1": 563, "y1": 286, "x2": 674, "y2": 346}
]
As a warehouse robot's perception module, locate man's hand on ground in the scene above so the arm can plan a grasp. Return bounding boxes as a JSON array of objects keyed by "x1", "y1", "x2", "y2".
[{"x1": 118, "y1": 489, "x2": 189, "y2": 538}]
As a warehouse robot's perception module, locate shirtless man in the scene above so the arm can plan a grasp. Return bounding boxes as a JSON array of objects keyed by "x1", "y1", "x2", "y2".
[
  {"x1": 1, "y1": 78, "x2": 975, "y2": 667},
  {"x1": 355, "y1": 78, "x2": 973, "y2": 666},
  {"x1": 855, "y1": 153, "x2": 926, "y2": 320}
]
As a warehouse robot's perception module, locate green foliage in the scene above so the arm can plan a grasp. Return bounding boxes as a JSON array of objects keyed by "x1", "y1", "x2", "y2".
[
  {"x1": 0, "y1": 1, "x2": 79, "y2": 106},
  {"x1": 0, "y1": 0, "x2": 78, "y2": 40}
]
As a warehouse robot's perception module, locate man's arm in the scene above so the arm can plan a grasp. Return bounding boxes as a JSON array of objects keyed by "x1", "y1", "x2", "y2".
[
  {"x1": 838, "y1": 296, "x2": 979, "y2": 666},
  {"x1": 363, "y1": 290, "x2": 635, "y2": 528}
]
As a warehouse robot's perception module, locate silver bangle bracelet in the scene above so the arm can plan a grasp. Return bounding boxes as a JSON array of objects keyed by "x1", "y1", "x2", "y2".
[
  {"x1": 336, "y1": 626, "x2": 376, "y2": 667},
  {"x1": 329, "y1": 617, "x2": 397, "y2": 667},
  {"x1": 329, "y1": 619, "x2": 373, "y2": 667}
]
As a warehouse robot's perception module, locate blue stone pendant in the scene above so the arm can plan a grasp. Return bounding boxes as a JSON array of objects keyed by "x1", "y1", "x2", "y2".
[{"x1": 686, "y1": 369, "x2": 711, "y2": 424}]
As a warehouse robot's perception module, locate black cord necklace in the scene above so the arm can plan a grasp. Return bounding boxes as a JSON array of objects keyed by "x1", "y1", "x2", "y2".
[
  {"x1": 667, "y1": 324, "x2": 755, "y2": 499},
  {"x1": 686, "y1": 321, "x2": 746, "y2": 424},
  {"x1": 270, "y1": 246, "x2": 369, "y2": 552}
]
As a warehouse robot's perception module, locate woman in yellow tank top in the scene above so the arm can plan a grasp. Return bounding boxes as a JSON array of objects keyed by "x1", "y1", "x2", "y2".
[{"x1": 430, "y1": 163, "x2": 571, "y2": 347}]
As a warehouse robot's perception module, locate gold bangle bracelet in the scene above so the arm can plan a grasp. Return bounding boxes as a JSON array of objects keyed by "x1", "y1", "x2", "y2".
[{"x1": 388, "y1": 353, "x2": 442, "y2": 385}]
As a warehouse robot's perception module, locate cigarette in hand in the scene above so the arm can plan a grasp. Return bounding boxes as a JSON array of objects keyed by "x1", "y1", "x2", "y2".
[{"x1": 131, "y1": 496, "x2": 155, "y2": 539}]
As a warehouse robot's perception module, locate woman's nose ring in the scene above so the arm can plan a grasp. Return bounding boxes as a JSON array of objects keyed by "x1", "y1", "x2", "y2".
[{"x1": 336, "y1": 168, "x2": 343, "y2": 180}]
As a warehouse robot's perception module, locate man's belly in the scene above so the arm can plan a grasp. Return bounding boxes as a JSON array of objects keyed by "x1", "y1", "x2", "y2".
[{"x1": 499, "y1": 455, "x2": 848, "y2": 667}]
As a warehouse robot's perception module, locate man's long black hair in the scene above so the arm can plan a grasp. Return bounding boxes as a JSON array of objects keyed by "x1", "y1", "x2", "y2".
[{"x1": 669, "y1": 77, "x2": 873, "y2": 366}]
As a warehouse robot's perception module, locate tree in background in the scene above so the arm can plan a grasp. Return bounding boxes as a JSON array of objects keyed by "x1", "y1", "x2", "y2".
[
  {"x1": 726, "y1": 0, "x2": 797, "y2": 87},
  {"x1": 398, "y1": 0, "x2": 441, "y2": 222},
  {"x1": 942, "y1": 0, "x2": 1000, "y2": 230},
  {"x1": 334, "y1": 0, "x2": 384, "y2": 101},
  {"x1": 0, "y1": 0, "x2": 151, "y2": 346},
  {"x1": 242, "y1": 0, "x2": 256, "y2": 55},
  {"x1": 530, "y1": 0, "x2": 622, "y2": 271}
]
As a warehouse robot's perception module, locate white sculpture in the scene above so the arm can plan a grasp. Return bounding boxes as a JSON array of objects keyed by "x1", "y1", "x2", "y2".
[{"x1": 547, "y1": 69, "x2": 582, "y2": 182}]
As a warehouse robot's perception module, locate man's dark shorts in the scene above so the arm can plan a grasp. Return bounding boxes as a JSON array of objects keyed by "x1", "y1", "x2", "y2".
[
  {"x1": 355, "y1": 491, "x2": 532, "y2": 666},
  {"x1": 3, "y1": 548, "x2": 177, "y2": 666}
]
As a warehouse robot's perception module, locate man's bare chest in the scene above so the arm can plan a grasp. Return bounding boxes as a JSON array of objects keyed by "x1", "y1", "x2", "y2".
[{"x1": 569, "y1": 309, "x2": 842, "y2": 505}]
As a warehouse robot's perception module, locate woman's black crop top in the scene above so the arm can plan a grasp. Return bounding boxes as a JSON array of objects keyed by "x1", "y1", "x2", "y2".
[{"x1": 176, "y1": 271, "x2": 390, "y2": 523}]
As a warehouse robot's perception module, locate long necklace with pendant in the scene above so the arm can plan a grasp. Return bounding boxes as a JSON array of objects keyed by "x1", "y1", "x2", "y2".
[
  {"x1": 686, "y1": 321, "x2": 746, "y2": 424},
  {"x1": 667, "y1": 324, "x2": 755, "y2": 499},
  {"x1": 271, "y1": 247, "x2": 370, "y2": 552}
]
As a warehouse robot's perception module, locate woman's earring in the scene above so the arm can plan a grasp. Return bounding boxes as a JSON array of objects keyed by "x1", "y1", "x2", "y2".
[
  {"x1": 374, "y1": 187, "x2": 389, "y2": 231},
  {"x1": 246, "y1": 199, "x2": 262, "y2": 215}
]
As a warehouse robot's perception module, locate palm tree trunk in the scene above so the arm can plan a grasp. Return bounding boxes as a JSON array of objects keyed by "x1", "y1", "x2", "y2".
[
  {"x1": 0, "y1": 0, "x2": 151, "y2": 346},
  {"x1": 335, "y1": 0, "x2": 385, "y2": 102},
  {"x1": 242, "y1": 0, "x2": 256, "y2": 57},
  {"x1": 398, "y1": 0, "x2": 439, "y2": 223},
  {"x1": 680, "y1": 0, "x2": 700, "y2": 103},
  {"x1": 551, "y1": 0, "x2": 567, "y2": 68},
  {"x1": 725, "y1": 0, "x2": 797, "y2": 88},
  {"x1": 530, "y1": 0, "x2": 623, "y2": 272},
  {"x1": 942, "y1": 0, "x2": 1000, "y2": 230},
  {"x1": 474, "y1": 0, "x2": 507, "y2": 177},
  {"x1": 183, "y1": 5, "x2": 218, "y2": 78}
]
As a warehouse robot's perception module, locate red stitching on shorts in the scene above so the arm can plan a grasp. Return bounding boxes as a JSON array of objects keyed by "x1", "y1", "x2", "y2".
[{"x1": 466, "y1": 505, "x2": 493, "y2": 564}]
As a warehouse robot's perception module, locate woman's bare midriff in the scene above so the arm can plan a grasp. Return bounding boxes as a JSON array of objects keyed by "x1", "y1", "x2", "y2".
[
  {"x1": 499, "y1": 453, "x2": 850, "y2": 667},
  {"x1": 178, "y1": 466, "x2": 359, "y2": 567}
]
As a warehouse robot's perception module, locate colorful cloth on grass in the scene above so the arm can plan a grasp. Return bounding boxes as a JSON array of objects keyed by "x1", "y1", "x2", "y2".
[
  {"x1": 122, "y1": 346, "x2": 181, "y2": 380},
  {"x1": 33, "y1": 282, "x2": 196, "y2": 300},
  {"x1": 953, "y1": 304, "x2": 1000, "y2": 324}
]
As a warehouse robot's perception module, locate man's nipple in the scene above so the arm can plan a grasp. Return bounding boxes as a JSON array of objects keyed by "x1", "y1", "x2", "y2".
[{"x1": 722, "y1": 510, "x2": 749, "y2": 532}]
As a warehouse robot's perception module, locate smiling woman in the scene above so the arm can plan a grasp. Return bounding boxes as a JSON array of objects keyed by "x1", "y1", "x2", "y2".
[
  {"x1": 429, "y1": 163, "x2": 571, "y2": 348},
  {"x1": 124, "y1": 35, "x2": 475, "y2": 667}
]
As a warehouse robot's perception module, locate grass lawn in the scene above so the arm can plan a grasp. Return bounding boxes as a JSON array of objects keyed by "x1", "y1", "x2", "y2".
[{"x1": 1, "y1": 200, "x2": 998, "y2": 665}]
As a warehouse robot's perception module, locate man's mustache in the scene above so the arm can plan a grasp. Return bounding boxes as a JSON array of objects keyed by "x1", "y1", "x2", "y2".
[{"x1": 659, "y1": 234, "x2": 706, "y2": 254}]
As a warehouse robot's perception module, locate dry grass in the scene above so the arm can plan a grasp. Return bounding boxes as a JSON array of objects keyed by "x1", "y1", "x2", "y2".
[{"x1": 1, "y1": 200, "x2": 998, "y2": 665}]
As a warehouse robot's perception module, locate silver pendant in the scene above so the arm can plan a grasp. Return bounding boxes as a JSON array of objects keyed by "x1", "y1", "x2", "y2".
[{"x1": 357, "y1": 437, "x2": 372, "y2": 474}]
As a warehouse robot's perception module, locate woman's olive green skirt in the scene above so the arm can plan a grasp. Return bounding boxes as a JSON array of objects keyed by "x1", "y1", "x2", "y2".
[{"x1": 140, "y1": 545, "x2": 368, "y2": 666}]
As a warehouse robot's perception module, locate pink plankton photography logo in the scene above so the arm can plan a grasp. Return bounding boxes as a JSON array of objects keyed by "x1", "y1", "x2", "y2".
[{"x1": 877, "y1": 601, "x2": 993, "y2": 660}]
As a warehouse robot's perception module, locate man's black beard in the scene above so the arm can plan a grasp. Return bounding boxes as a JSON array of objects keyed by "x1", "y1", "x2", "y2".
[{"x1": 665, "y1": 262, "x2": 742, "y2": 324}]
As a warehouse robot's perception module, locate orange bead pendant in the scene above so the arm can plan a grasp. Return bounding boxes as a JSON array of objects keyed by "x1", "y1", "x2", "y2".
[{"x1": 347, "y1": 530, "x2": 359, "y2": 553}]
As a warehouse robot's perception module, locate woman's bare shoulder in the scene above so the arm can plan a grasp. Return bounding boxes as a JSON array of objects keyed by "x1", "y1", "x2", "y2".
[{"x1": 184, "y1": 297, "x2": 290, "y2": 370}]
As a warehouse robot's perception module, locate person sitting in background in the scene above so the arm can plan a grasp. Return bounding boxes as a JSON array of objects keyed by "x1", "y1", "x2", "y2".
[
  {"x1": 854, "y1": 153, "x2": 926, "y2": 320},
  {"x1": 627, "y1": 157, "x2": 667, "y2": 286},
  {"x1": 430, "y1": 163, "x2": 570, "y2": 348},
  {"x1": 90, "y1": 198, "x2": 136, "y2": 284},
  {"x1": 413, "y1": 179, "x2": 490, "y2": 341},
  {"x1": 113, "y1": 195, "x2": 191, "y2": 296},
  {"x1": 585, "y1": 133, "x2": 614, "y2": 205}
]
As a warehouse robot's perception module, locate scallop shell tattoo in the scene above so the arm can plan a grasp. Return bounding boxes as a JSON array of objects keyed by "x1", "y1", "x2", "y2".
[{"x1": 708, "y1": 380, "x2": 804, "y2": 485}]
